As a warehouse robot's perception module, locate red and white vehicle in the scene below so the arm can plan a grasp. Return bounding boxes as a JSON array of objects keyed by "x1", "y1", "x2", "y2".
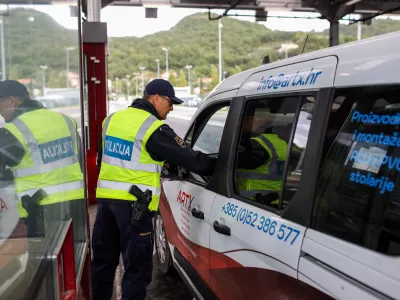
[{"x1": 154, "y1": 31, "x2": 400, "y2": 300}]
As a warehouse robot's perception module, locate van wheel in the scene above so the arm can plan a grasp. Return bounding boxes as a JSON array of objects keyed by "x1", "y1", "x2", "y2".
[{"x1": 154, "y1": 211, "x2": 173, "y2": 274}]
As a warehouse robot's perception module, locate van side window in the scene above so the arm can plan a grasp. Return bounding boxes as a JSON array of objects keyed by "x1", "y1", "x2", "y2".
[
  {"x1": 191, "y1": 106, "x2": 229, "y2": 155},
  {"x1": 312, "y1": 86, "x2": 400, "y2": 255},
  {"x1": 234, "y1": 96, "x2": 314, "y2": 210},
  {"x1": 185, "y1": 104, "x2": 229, "y2": 183}
]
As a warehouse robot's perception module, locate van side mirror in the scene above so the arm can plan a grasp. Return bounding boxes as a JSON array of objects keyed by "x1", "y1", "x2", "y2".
[{"x1": 261, "y1": 55, "x2": 270, "y2": 65}]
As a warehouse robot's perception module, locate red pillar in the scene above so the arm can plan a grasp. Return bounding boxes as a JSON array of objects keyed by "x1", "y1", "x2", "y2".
[{"x1": 82, "y1": 22, "x2": 108, "y2": 205}]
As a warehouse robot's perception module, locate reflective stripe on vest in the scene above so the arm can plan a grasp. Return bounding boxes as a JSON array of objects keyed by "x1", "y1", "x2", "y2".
[
  {"x1": 17, "y1": 180, "x2": 84, "y2": 199},
  {"x1": 4, "y1": 109, "x2": 84, "y2": 209},
  {"x1": 101, "y1": 113, "x2": 162, "y2": 173},
  {"x1": 96, "y1": 108, "x2": 164, "y2": 211},
  {"x1": 236, "y1": 134, "x2": 287, "y2": 198},
  {"x1": 11, "y1": 115, "x2": 78, "y2": 178},
  {"x1": 97, "y1": 180, "x2": 160, "y2": 197},
  {"x1": 236, "y1": 135, "x2": 283, "y2": 181}
]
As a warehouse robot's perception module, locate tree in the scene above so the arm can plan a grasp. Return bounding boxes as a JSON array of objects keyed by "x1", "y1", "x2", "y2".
[
  {"x1": 59, "y1": 72, "x2": 67, "y2": 88},
  {"x1": 210, "y1": 65, "x2": 219, "y2": 90},
  {"x1": 169, "y1": 72, "x2": 178, "y2": 86},
  {"x1": 234, "y1": 65, "x2": 242, "y2": 73},
  {"x1": 178, "y1": 70, "x2": 187, "y2": 87},
  {"x1": 10, "y1": 65, "x2": 20, "y2": 80},
  {"x1": 48, "y1": 70, "x2": 60, "y2": 88}
]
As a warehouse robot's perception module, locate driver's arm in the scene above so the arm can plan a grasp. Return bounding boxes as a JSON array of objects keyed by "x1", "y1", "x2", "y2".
[{"x1": 146, "y1": 124, "x2": 217, "y2": 176}]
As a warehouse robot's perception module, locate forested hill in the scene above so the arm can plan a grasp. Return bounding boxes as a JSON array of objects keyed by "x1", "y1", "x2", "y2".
[
  {"x1": 108, "y1": 13, "x2": 400, "y2": 86},
  {"x1": 4, "y1": 8, "x2": 400, "y2": 91}
]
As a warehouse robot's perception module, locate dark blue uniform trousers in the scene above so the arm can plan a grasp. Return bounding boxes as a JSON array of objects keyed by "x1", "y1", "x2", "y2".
[{"x1": 91, "y1": 202, "x2": 153, "y2": 300}]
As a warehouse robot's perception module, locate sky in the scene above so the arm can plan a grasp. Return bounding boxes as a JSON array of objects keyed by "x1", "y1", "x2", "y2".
[{"x1": 13, "y1": 5, "x2": 400, "y2": 37}]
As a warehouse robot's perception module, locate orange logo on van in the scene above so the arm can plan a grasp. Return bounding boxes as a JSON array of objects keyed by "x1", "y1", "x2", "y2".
[{"x1": 177, "y1": 190, "x2": 194, "y2": 211}]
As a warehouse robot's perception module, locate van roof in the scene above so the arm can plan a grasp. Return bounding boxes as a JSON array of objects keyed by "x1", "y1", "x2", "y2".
[{"x1": 207, "y1": 31, "x2": 400, "y2": 99}]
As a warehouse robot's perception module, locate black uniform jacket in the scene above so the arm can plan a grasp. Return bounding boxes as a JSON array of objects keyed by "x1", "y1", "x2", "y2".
[{"x1": 96, "y1": 99, "x2": 217, "y2": 201}]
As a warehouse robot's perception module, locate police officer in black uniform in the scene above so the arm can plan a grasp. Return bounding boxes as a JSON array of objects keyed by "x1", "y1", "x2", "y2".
[
  {"x1": 0, "y1": 81, "x2": 42, "y2": 167},
  {"x1": 92, "y1": 79, "x2": 216, "y2": 300},
  {"x1": 0, "y1": 80, "x2": 84, "y2": 185},
  {"x1": 0, "y1": 80, "x2": 85, "y2": 299},
  {"x1": 96, "y1": 83, "x2": 215, "y2": 176}
]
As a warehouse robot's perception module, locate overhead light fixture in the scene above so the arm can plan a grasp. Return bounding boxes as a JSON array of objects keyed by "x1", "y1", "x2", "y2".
[
  {"x1": 145, "y1": 7, "x2": 158, "y2": 18},
  {"x1": 256, "y1": 9, "x2": 267, "y2": 22},
  {"x1": 345, "y1": 0, "x2": 363, "y2": 6}
]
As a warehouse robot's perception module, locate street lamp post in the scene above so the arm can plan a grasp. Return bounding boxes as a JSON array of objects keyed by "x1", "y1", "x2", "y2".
[
  {"x1": 125, "y1": 75, "x2": 131, "y2": 98},
  {"x1": 162, "y1": 47, "x2": 168, "y2": 78},
  {"x1": 133, "y1": 72, "x2": 139, "y2": 97},
  {"x1": 0, "y1": 16, "x2": 6, "y2": 80},
  {"x1": 40, "y1": 65, "x2": 48, "y2": 96},
  {"x1": 186, "y1": 65, "x2": 192, "y2": 93},
  {"x1": 139, "y1": 66, "x2": 146, "y2": 93},
  {"x1": 155, "y1": 59, "x2": 160, "y2": 78},
  {"x1": 218, "y1": 19, "x2": 223, "y2": 83},
  {"x1": 66, "y1": 47, "x2": 75, "y2": 88}
]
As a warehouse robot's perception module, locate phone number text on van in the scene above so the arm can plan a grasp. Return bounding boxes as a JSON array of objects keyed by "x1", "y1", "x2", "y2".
[{"x1": 222, "y1": 203, "x2": 301, "y2": 245}]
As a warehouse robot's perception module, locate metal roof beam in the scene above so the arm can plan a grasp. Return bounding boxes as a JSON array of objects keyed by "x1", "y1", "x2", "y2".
[{"x1": 312, "y1": 0, "x2": 356, "y2": 21}]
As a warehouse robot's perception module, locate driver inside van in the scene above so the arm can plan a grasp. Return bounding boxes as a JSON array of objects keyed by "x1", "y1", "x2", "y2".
[{"x1": 236, "y1": 113, "x2": 288, "y2": 207}]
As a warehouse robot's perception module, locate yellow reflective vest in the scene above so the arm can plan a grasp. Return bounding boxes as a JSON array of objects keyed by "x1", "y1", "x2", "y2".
[
  {"x1": 236, "y1": 134, "x2": 287, "y2": 203},
  {"x1": 96, "y1": 107, "x2": 165, "y2": 211},
  {"x1": 4, "y1": 108, "x2": 84, "y2": 217}
]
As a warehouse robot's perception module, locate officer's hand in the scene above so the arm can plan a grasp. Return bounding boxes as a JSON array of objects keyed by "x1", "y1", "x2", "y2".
[
  {"x1": 177, "y1": 167, "x2": 189, "y2": 180},
  {"x1": 161, "y1": 164, "x2": 170, "y2": 176}
]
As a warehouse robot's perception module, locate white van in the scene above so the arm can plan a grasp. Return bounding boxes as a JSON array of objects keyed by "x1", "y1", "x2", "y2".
[{"x1": 155, "y1": 31, "x2": 400, "y2": 300}]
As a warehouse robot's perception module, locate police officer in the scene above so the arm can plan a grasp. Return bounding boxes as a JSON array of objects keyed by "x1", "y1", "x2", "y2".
[
  {"x1": 92, "y1": 79, "x2": 216, "y2": 300},
  {"x1": 236, "y1": 114, "x2": 288, "y2": 206},
  {"x1": 0, "y1": 80, "x2": 84, "y2": 236}
]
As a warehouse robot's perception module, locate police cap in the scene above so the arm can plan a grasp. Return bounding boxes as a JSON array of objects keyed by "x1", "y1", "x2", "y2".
[
  {"x1": 144, "y1": 79, "x2": 183, "y2": 104},
  {"x1": 0, "y1": 80, "x2": 29, "y2": 98}
]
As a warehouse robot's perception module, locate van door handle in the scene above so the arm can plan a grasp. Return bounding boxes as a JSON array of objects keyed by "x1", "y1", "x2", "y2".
[
  {"x1": 213, "y1": 221, "x2": 231, "y2": 236},
  {"x1": 191, "y1": 208, "x2": 204, "y2": 219}
]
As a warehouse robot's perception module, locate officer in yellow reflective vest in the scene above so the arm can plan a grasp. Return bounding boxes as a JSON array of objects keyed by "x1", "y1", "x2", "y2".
[
  {"x1": 0, "y1": 80, "x2": 84, "y2": 238},
  {"x1": 92, "y1": 79, "x2": 216, "y2": 300},
  {"x1": 236, "y1": 115, "x2": 288, "y2": 207},
  {"x1": 236, "y1": 134, "x2": 287, "y2": 205}
]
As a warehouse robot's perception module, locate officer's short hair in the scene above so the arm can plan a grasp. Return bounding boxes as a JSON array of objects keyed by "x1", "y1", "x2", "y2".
[{"x1": 143, "y1": 91, "x2": 151, "y2": 100}]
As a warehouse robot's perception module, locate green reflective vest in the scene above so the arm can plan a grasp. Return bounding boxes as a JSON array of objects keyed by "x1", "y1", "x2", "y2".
[
  {"x1": 236, "y1": 134, "x2": 287, "y2": 203},
  {"x1": 4, "y1": 108, "x2": 84, "y2": 217},
  {"x1": 96, "y1": 108, "x2": 165, "y2": 211}
]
